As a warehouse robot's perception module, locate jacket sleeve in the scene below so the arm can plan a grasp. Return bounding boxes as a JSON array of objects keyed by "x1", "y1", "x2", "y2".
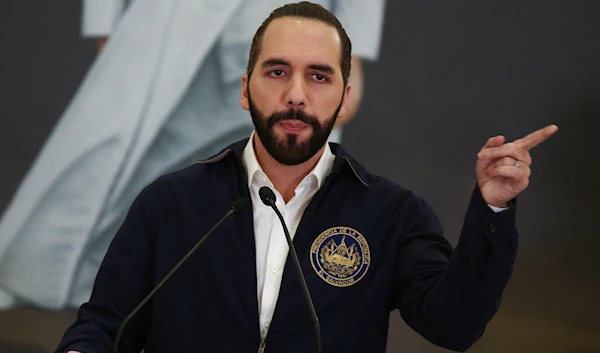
[
  {"x1": 394, "y1": 186, "x2": 518, "y2": 352},
  {"x1": 81, "y1": 0, "x2": 127, "y2": 38},
  {"x1": 54, "y1": 184, "x2": 158, "y2": 353},
  {"x1": 333, "y1": 0, "x2": 387, "y2": 61}
]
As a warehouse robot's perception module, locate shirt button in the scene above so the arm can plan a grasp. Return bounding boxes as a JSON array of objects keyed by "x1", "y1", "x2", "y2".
[
  {"x1": 265, "y1": 322, "x2": 270, "y2": 329},
  {"x1": 272, "y1": 267, "x2": 277, "y2": 273}
]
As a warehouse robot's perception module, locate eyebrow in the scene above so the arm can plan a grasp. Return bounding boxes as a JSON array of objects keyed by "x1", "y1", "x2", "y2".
[
  {"x1": 308, "y1": 64, "x2": 335, "y2": 74},
  {"x1": 261, "y1": 58, "x2": 336, "y2": 74},
  {"x1": 262, "y1": 58, "x2": 290, "y2": 68}
]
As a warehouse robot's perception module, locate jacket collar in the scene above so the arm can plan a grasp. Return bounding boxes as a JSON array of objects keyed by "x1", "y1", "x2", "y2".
[{"x1": 197, "y1": 138, "x2": 370, "y2": 187}]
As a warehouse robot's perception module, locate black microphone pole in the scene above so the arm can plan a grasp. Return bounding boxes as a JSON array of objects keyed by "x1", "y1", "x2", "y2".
[
  {"x1": 113, "y1": 197, "x2": 251, "y2": 353},
  {"x1": 259, "y1": 186, "x2": 322, "y2": 353}
]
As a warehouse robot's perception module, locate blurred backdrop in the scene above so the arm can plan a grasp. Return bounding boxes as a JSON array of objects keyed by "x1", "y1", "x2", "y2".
[{"x1": 1, "y1": 1, "x2": 599, "y2": 352}]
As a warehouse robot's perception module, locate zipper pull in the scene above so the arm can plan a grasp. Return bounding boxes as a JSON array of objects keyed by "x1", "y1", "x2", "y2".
[{"x1": 257, "y1": 338, "x2": 266, "y2": 353}]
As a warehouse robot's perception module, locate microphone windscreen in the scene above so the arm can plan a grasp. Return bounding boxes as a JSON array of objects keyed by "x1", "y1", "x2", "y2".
[
  {"x1": 259, "y1": 186, "x2": 277, "y2": 206},
  {"x1": 230, "y1": 197, "x2": 251, "y2": 215}
]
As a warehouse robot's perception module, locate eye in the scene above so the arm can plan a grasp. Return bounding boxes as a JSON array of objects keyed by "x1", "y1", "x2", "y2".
[
  {"x1": 269, "y1": 69, "x2": 285, "y2": 77},
  {"x1": 312, "y1": 74, "x2": 327, "y2": 82}
]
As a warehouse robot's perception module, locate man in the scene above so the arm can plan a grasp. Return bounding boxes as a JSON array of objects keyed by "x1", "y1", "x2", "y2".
[
  {"x1": 0, "y1": 0, "x2": 384, "y2": 311},
  {"x1": 55, "y1": 2, "x2": 558, "y2": 353}
]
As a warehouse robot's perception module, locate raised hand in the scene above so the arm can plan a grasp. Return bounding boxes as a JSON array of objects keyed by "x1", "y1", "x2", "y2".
[{"x1": 476, "y1": 124, "x2": 559, "y2": 207}]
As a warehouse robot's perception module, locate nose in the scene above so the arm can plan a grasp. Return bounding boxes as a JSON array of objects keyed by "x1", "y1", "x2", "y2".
[{"x1": 284, "y1": 75, "x2": 306, "y2": 110}]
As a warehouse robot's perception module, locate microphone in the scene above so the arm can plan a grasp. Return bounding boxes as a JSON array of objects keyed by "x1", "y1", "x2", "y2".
[
  {"x1": 258, "y1": 186, "x2": 322, "y2": 353},
  {"x1": 113, "y1": 197, "x2": 251, "y2": 353}
]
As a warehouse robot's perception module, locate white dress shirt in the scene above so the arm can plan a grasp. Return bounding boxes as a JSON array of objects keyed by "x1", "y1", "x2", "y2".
[{"x1": 242, "y1": 132, "x2": 335, "y2": 338}]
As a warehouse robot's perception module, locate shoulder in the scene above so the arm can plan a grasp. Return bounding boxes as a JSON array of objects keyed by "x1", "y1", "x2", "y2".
[
  {"x1": 336, "y1": 148, "x2": 422, "y2": 205},
  {"x1": 139, "y1": 140, "x2": 248, "y2": 206},
  {"x1": 369, "y1": 173, "x2": 434, "y2": 218},
  {"x1": 338, "y1": 149, "x2": 439, "y2": 227}
]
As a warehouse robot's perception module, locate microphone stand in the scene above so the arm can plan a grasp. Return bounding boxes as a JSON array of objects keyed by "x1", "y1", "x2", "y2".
[
  {"x1": 113, "y1": 198, "x2": 250, "y2": 353},
  {"x1": 260, "y1": 186, "x2": 322, "y2": 353}
]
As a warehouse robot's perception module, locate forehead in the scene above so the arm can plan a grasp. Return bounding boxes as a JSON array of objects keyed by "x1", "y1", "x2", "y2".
[{"x1": 259, "y1": 17, "x2": 342, "y2": 68}]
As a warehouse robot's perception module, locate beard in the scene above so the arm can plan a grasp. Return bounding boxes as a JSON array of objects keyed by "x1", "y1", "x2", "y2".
[{"x1": 248, "y1": 88, "x2": 342, "y2": 166}]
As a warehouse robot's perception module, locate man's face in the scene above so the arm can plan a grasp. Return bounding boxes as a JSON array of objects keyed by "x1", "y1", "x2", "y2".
[{"x1": 241, "y1": 17, "x2": 350, "y2": 165}]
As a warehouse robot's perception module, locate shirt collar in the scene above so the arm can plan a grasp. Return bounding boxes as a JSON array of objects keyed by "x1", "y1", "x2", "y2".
[
  {"x1": 198, "y1": 135, "x2": 369, "y2": 188},
  {"x1": 242, "y1": 131, "x2": 335, "y2": 189}
]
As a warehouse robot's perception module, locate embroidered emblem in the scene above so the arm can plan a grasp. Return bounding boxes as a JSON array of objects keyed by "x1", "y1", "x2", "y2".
[{"x1": 310, "y1": 226, "x2": 370, "y2": 287}]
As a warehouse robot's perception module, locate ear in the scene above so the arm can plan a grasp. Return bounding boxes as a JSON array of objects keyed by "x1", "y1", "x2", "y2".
[
  {"x1": 336, "y1": 83, "x2": 352, "y2": 120},
  {"x1": 241, "y1": 73, "x2": 250, "y2": 111}
]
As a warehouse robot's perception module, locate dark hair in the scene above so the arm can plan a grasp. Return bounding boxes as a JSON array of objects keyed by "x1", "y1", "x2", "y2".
[{"x1": 247, "y1": 1, "x2": 352, "y2": 85}]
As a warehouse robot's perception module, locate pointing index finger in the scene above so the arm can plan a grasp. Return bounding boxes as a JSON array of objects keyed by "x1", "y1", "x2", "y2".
[{"x1": 513, "y1": 124, "x2": 559, "y2": 151}]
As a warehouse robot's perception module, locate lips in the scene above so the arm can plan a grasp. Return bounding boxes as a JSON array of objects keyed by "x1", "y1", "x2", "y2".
[{"x1": 278, "y1": 120, "x2": 309, "y2": 133}]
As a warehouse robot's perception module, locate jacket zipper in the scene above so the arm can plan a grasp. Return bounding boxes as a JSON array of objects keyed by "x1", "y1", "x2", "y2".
[{"x1": 257, "y1": 338, "x2": 266, "y2": 353}]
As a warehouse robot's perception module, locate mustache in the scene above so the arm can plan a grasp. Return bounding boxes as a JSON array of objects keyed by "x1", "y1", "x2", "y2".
[{"x1": 267, "y1": 109, "x2": 320, "y2": 128}]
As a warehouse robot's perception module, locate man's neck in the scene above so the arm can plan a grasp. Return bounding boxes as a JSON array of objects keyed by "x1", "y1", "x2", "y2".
[{"x1": 253, "y1": 134, "x2": 325, "y2": 203}]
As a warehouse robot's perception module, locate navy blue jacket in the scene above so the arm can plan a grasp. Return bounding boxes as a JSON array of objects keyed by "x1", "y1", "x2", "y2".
[{"x1": 55, "y1": 139, "x2": 518, "y2": 353}]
